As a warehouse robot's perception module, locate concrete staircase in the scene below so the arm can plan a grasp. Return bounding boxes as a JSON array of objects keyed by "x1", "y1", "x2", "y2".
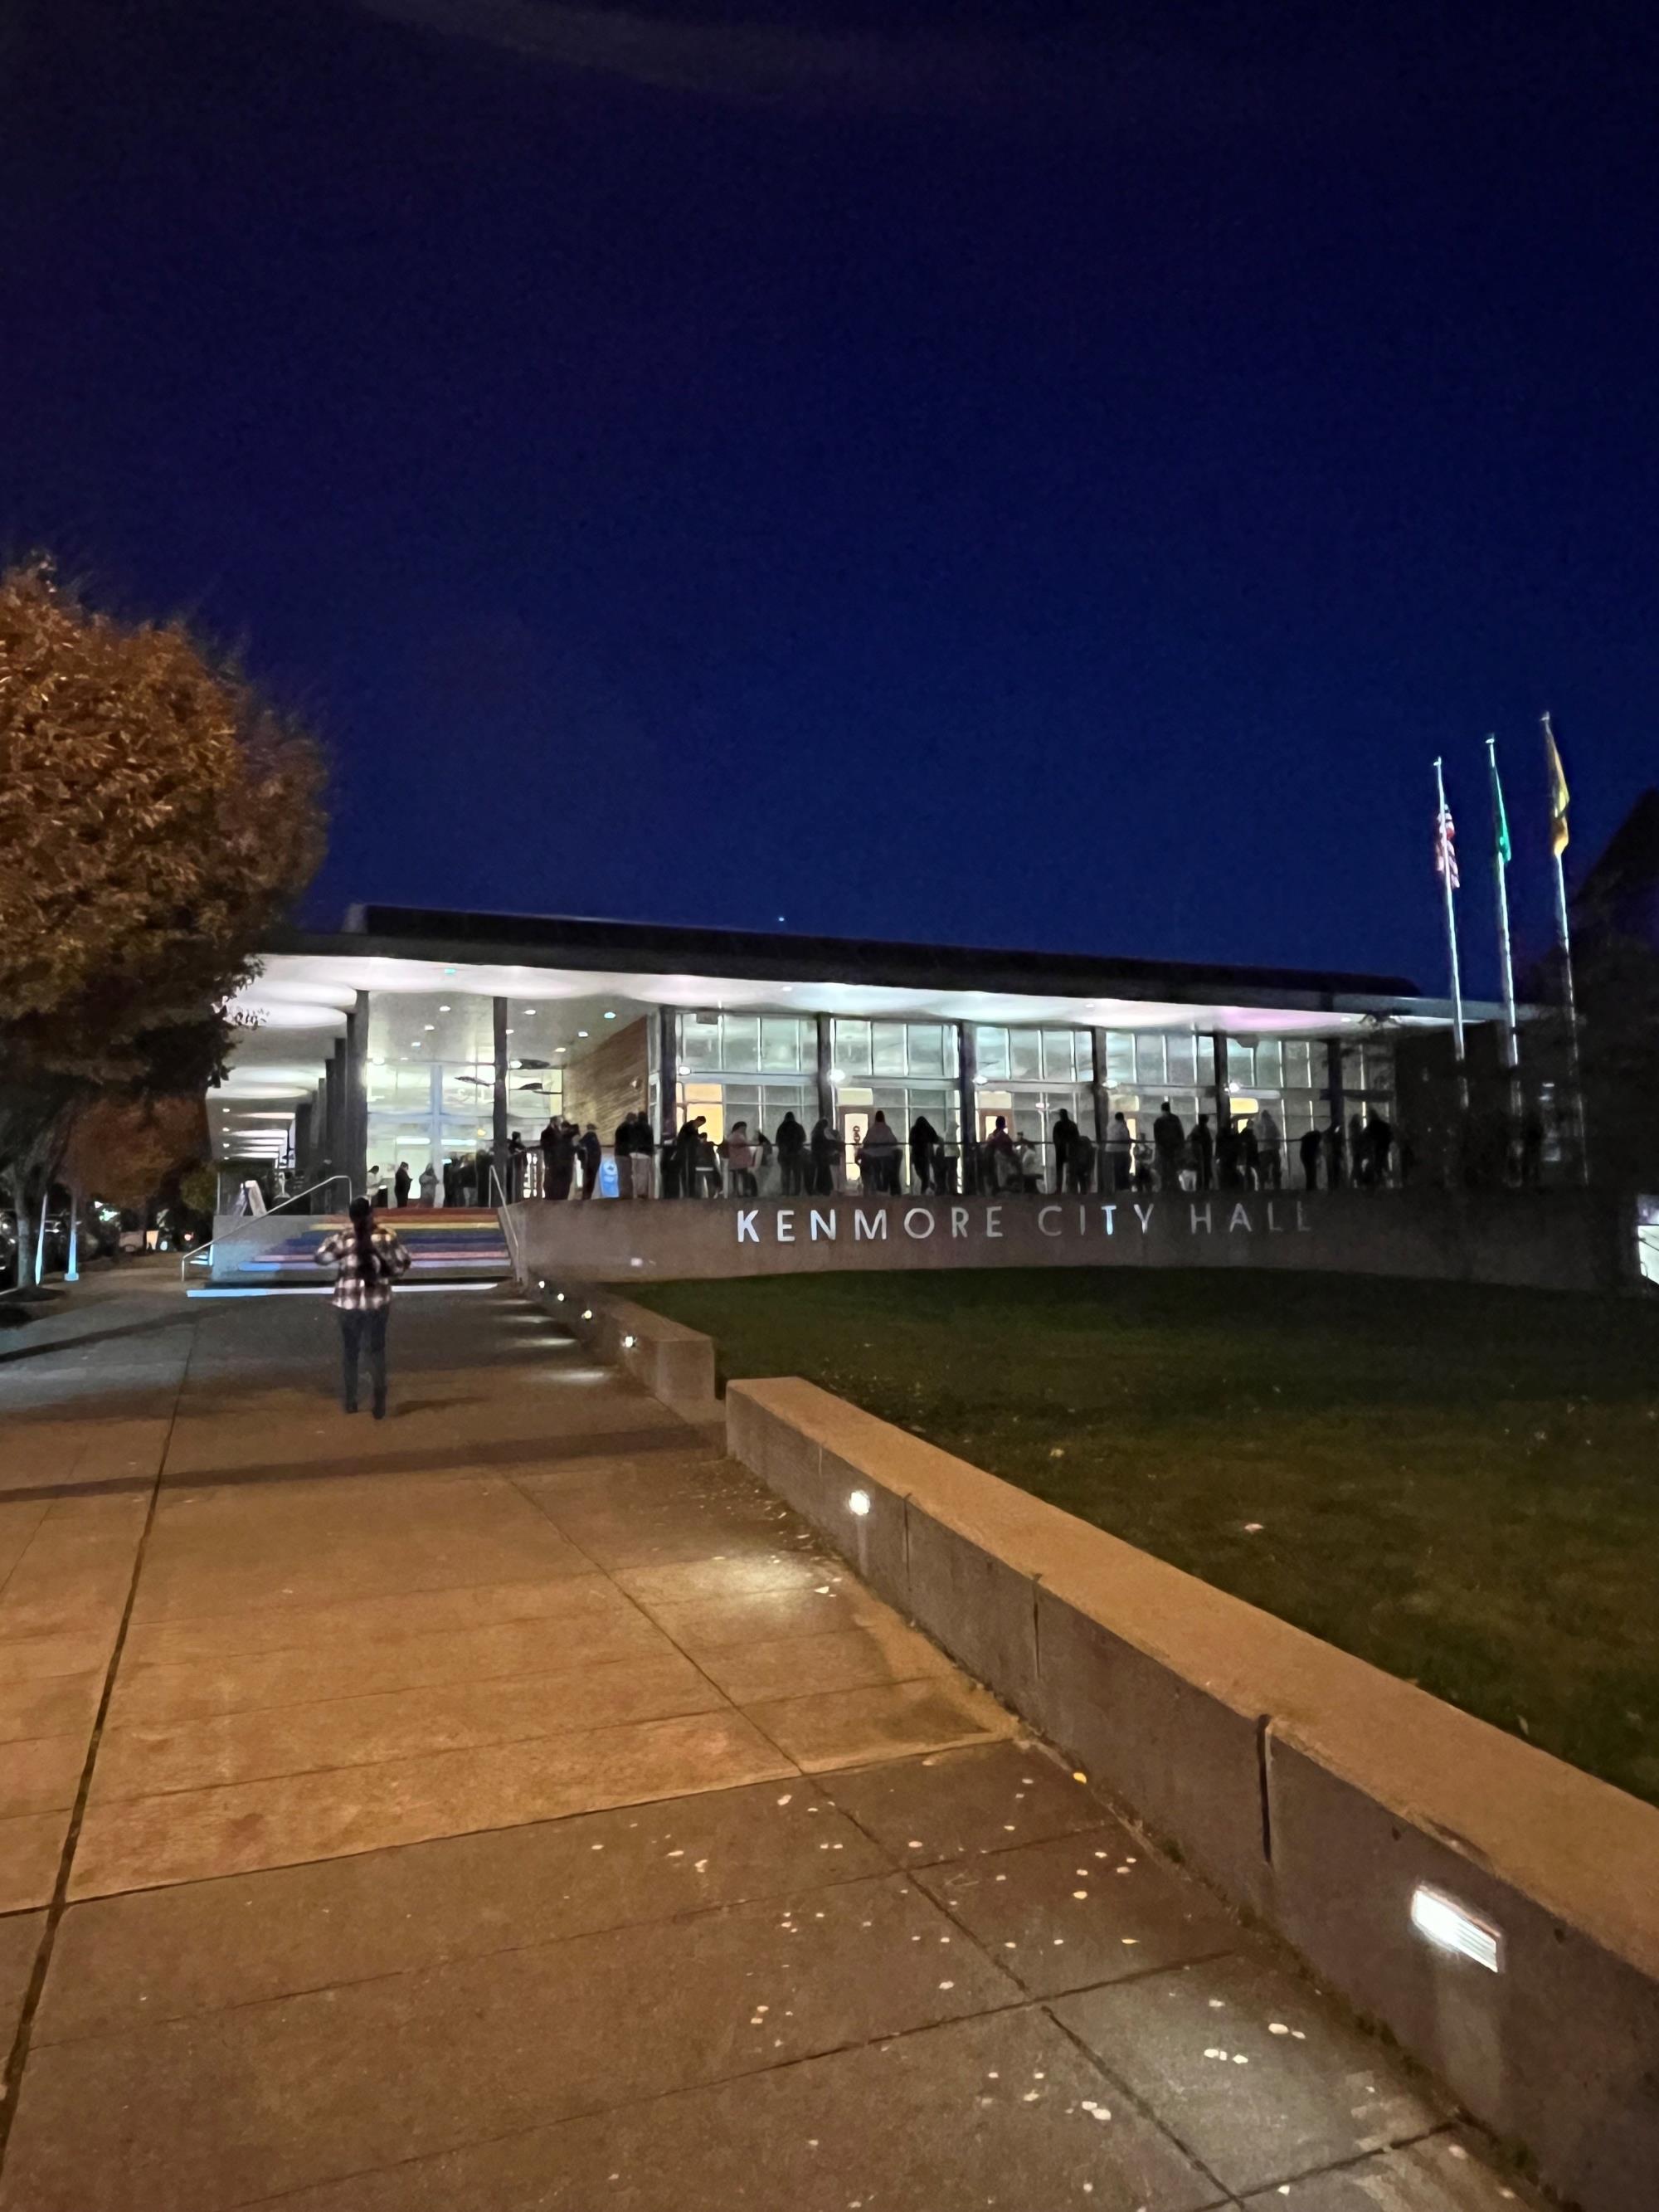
[{"x1": 203, "y1": 1208, "x2": 513, "y2": 1289}]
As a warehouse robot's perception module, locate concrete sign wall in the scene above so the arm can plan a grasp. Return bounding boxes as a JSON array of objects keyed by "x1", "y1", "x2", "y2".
[{"x1": 512, "y1": 1187, "x2": 1636, "y2": 1296}]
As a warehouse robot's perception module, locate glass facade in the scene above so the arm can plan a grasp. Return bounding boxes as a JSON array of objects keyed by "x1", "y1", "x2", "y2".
[
  {"x1": 333, "y1": 989, "x2": 1398, "y2": 1201},
  {"x1": 365, "y1": 993, "x2": 563, "y2": 1201}
]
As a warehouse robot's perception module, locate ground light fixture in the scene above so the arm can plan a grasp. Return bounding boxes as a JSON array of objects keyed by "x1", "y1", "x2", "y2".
[
  {"x1": 1410, "y1": 1883, "x2": 1503, "y2": 1972},
  {"x1": 848, "y1": 1489, "x2": 872, "y2": 1517}
]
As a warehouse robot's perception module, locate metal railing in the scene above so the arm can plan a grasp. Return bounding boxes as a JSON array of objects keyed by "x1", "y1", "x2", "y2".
[
  {"x1": 489, "y1": 1167, "x2": 523, "y2": 1280},
  {"x1": 181, "y1": 1174, "x2": 353, "y2": 1280}
]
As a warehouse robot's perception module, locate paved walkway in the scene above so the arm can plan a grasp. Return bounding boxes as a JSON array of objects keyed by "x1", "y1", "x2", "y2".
[{"x1": 0, "y1": 1285, "x2": 1531, "y2": 2210}]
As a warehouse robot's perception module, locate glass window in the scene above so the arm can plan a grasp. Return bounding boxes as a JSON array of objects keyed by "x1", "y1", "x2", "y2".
[
  {"x1": 1256, "y1": 1040, "x2": 1282, "y2": 1090},
  {"x1": 1283, "y1": 1040, "x2": 1313, "y2": 1090},
  {"x1": 833, "y1": 1019, "x2": 872, "y2": 1076},
  {"x1": 761, "y1": 1016, "x2": 807, "y2": 1071},
  {"x1": 721, "y1": 1014, "x2": 760, "y2": 1069},
  {"x1": 1009, "y1": 1029, "x2": 1042, "y2": 1080},
  {"x1": 907, "y1": 1023, "x2": 946, "y2": 1077},
  {"x1": 1136, "y1": 1035, "x2": 1165, "y2": 1086},
  {"x1": 872, "y1": 1021, "x2": 908, "y2": 1075},
  {"x1": 1226, "y1": 1039, "x2": 1255, "y2": 1088},
  {"x1": 974, "y1": 1026, "x2": 1010, "y2": 1080},
  {"x1": 682, "y1": 1012, "x2": 721, "y2": 1070},
  {"x1": 1166, "y1": 1034, "x2": 1199, "y2": 1088},
  {"x1": 1106, "y1": 1031, "x2": 1137, "y2": 1085},
  {"x1": 1041, "y1": 1029, "x2": 1077, "y2": 1081}
]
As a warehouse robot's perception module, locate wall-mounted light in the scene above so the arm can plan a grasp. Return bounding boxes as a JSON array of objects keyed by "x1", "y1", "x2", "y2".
[
  {"x1": 829, "y1": 1069, "x2": 847, "y2": 1084},
  {"x1": 848, "y1": 1489, "x2": 872, "y2": 1517},
  {"x1": 1410, "y1": 1884, "x2": 1503, "y2": 1972},
  {"x1": 581, "y1": 1308, "x2": 594, "y2": 1321}
]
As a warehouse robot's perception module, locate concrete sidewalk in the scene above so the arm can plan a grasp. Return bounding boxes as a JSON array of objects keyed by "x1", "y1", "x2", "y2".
[{"x1": 0, "y1": 1288, "x2": 1532, "y2": 2210}]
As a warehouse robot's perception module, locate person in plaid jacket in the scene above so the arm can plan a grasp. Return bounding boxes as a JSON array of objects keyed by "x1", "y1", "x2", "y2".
[{"x1": 316, "y1": 1197, "x2": 411, "y2": 1419}]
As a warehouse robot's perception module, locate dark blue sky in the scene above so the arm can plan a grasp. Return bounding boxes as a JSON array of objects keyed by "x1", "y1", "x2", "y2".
[{"x1": 5, "y1": 0, "x2": 1656, "y2": 994}]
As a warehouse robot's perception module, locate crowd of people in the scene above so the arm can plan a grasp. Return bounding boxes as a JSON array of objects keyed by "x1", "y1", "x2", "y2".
[{"x1": 371, "y1": 1099, "x2": 1421, "y2": 1208}]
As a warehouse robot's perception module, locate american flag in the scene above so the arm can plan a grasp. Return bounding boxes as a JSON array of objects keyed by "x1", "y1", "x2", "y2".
[{"x1": 1434, "y1": 802, "x2": 1460, "y2": 889}]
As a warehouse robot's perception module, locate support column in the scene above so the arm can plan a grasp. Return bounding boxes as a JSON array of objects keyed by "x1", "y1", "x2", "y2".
[
  {"x1": 325, "y1": 1041, "x2": 346, "y2": 1194},
  {"x1": 294, "y1": 1101, "x2": 314, "y2": 1187},
  {"x1": 345, "y1": 992, "x2": 369, "y2": 1199},
  {"x1": 1326, "y1": 1039, "x2": 1346, "y2": 1183},
  {"x1": 657, "y1": 1007, "x2": 678, "y2": 1134},
  {"x1": 492, "y1": 996, "x2": 510, "y2": 1202},
  {"x1": 1210, "y1": 1032, "x2": 1228, "y2": 1136},
  {"x1": 956, "y1": 1021, "x2": 978, "y2": 1192},
  {"x1": 1088, "y1": 1029, "x2": 1111, "y2": 1144},
  {"x1": 815, "y1": 1015, "x2": 834, "y2": 1132}
]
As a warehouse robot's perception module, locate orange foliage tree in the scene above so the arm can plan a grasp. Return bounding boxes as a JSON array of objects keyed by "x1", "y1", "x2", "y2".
[{"x1": 0, "y1": 561, "x2": 325, "y2": 1283}]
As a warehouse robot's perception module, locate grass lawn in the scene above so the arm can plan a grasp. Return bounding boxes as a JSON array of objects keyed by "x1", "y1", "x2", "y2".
[{"x1": 634, "y1": 1269, "x2": 1659, "y2": 1807}]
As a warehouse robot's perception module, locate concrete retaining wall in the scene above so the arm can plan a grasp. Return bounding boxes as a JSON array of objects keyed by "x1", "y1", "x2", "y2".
[
  {"x1": 511, "y1": 1186, "x2": 1639, "y2": 1295},
  {"x1": 727, "y1": 1375, "x2": 1659, "y2": 2212},
  {"x1": 523, "y1": 1279, "x2": 717, "y2": 1416}
]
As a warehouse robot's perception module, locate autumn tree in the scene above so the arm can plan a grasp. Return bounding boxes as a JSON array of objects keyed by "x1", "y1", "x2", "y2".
[{"x1": 0, "y1": 561, "x2": 324, "y2": 1285}]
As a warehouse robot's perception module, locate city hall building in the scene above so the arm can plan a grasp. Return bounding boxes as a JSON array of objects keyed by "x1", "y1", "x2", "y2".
[{"x1": 214, "y1": 904, "x2": 1479, "y2": 1196}]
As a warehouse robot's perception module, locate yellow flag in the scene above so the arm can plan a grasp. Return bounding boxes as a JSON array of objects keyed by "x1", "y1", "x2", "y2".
[{"x1": 1545, "y1": 714, "x2": 1569, "y2": 855}]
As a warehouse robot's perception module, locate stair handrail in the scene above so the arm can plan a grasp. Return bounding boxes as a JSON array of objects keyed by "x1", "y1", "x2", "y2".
[
  {"x1": 181, "y1": 1174, "x2": 354, "y2": 1281},
  {"x1": 489, "y1": 1166, "x2": 523, "y2": 1279}
]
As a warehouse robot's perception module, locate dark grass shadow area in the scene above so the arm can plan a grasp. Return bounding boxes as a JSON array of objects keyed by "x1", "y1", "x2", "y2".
[{"x1": 634, "y1": 1269, "x2": 1659, "y2": 1808}]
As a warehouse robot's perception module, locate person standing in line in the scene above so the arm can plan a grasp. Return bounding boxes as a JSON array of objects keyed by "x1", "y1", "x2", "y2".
[
  {"x1": 317, "y1": 1196, "x2": 411, "y2": 1420},
  {"x1": 1256, "y1": 1108, "x2": 1282, "y2": 1188},
  {"x1": 1049, "y1": 1108, "x2": 1078, "y2": 1195},
  {"x1": 859, "y1": 1109, "x2": 901, "y2": 1193},
  {"x1": 393, "y1": 1162, "x2": 411, "y2": 1208},
  {"x1": 1151, "y1": 1101, "x2": 1185, "y2": 1190},
  {"x1": 776, "y1": 1111, "x2": 806, "y2": 1196},
  {"x1": 908, "y1": 1113, "x2": 941, "y2": 1194},
  {"x1": 538, "y1": 1118, "x2": 559, "y2": 1201},
  {"x1": 507, "y1": 1131, "x2": 527, "y2": 1199},
  {"x1": 674, "y1": 1115, "x2": 705, "y2": 1198},
  {"x1": 1349, "y1": 1111, "x2": 1369, "y2": 1187},
  {"x1": 1190, "y1": 1113, "x2": 1215, "y2": 1191},
  {"x1": 1240, "y1": 1118, "x2": 1261, "y2": 1189},
  {"x1": 1216, "y1": 1115, "x2": 1241, "y2": 1189},
  {"x1": 630, "y1": 1111, "x2": 655, "y2": 1198},
  {"x1": 1067, "y1": 1123, "x2": 1096, "y2": 1193},
  {"x1": 754, "y1": 1128, "x2": 777, "y2": 1196},
  {"x1": 1133, "y1": 1131, "x2": 1155, "y2": 1190},
  {"x1": 809, "y1": 1116, "x2": 836, "y2": 1195},
  {"x1": 1107, "y1": 1112, "x2": 1133, "y2": 1191},
  {"x1": 725, "y1": 1121, "x2": 757, "y2": 1197},
  {"x1": 417, "y1": 1161, "x2": 438, "y2": 1206},
  {"x1": 659, "y1": 1124, "x2": 682, "y2": 1200},
  {"x1": 984, "y1": 1115, "x2": 1016, "y2": 1192},
  {"x1": 612, "y1": 1112, "x2": 635, "y2": 1196},
  {"x1": 577, "y1": 1123, "x2": 602, "y2": 1198},
  {"x1": 549, "y1": 1119, "x2": 577, "y2": 1201},
  {"x1": 1368, "y1": 1111, "x2": 1394, "y2": 1188},
  {"x1": 1299, "y1": 1126, "x2": 1321, "y2": 1189}
]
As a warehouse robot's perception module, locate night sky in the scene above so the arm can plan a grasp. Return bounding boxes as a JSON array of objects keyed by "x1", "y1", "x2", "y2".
[{"x1": 5, "y1": 1, "x2": 1657, "y2": 996}]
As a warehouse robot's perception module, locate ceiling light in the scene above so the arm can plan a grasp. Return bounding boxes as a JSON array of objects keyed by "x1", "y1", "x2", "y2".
[
  {"x1": 439, "y1": 1003, "x2": 451, "y2": 1011},
  {"x1": 603, "y1": 1011, "x2": 615, "y2": 1021},
  {"x1": 848, "y1": 1489, "x2": 872, "y2": 1517},
  {"x1": 525, "y1": 1006, "x2": 537, "y2": 1013},
  {"x1": 424, "y1": 1024, "x2": 435, "y2": 1030},
  {"x1": 577, "y1": 1030, "x2": 589, "y2": 1038}
]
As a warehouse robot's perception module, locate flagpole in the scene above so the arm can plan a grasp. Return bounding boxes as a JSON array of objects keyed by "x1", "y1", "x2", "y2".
[
  {"x1": 1434, "y1": 756, "x2": 1467, "y2": 1105},
  {"x1": 1541, "y1": 711, "x2": 1588, "y2": 1180},
  {"x1": 1485, "y1": 735, "x2": 1521, "y2": 1119}
]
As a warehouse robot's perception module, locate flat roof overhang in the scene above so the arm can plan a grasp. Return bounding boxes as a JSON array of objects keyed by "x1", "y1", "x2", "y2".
[{"x1": 213, "y1": 913, "x2": 1501, "y2": 1131}]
